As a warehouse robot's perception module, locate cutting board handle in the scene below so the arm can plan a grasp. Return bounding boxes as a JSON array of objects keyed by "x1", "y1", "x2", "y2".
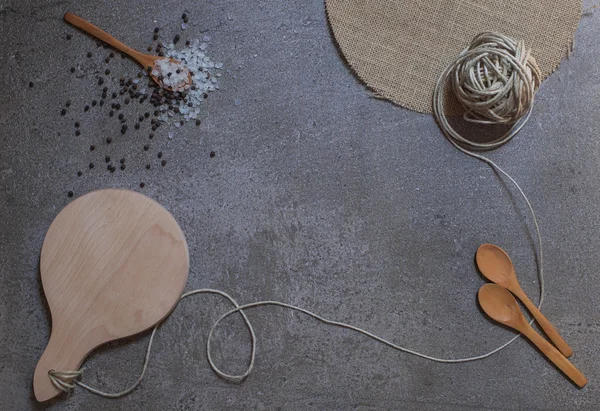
[{"x1": 33, "y1": 330, "x2": 84, "y2": 402}]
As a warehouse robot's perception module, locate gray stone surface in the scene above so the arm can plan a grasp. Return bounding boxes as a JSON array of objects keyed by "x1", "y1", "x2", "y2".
[{"x1": 0, "y1": 0, "x2": 599, "y2": 409}]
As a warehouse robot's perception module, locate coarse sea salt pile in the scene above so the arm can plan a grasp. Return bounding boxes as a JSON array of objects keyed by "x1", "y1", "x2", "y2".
[
  {"x1": 149, "y1": 38, "x2": 222, "y2": 128},
  {"x1": 152, "y1": 59, "x2": 191, "y2": 92}
]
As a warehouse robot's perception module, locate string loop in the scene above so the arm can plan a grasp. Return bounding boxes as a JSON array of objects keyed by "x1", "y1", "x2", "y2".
[{"x1": 434, "y1": 32, "x2": 541, "y2": 150}]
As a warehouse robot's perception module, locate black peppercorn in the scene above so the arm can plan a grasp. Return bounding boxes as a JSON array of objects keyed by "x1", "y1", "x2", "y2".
[
  {"x1": 120, "y1": 164, "x2": 126, "y2": 170},
  {"x1": 153, "y1": 34, "x2": 158, "y2": 41},
  {"x1": 90, "y1": 145, "x2": 95, "y2": 151},
  {"x1": 109, "y1": 52, "x2": 115, "y2": 58},
  {"x1": 143, "y1": 144, "x2": 149, "y2": 151},
  {"x1": 109, "y1": 110, "x2": 114, "y2": 117},
  {"x1": 157, "y1": 151, "x2": 163, "y2": 158},
  {"x1": 105, "y1": 57, "x2": 110, "y2": 63},
  {"x1": 118, "y1": 113, "x2": 124, "y2": 120},
  {"x1": 210, "y1": 151, "x2": 215, "y2": 158},
  {"x1": 149, "y1": 133, "x2": 154, "y2": 139},
  {"x1": 185, "y1": 40, "x2": 190, "y2": 46},
  {"x1": 60, "y1": 109, "x2": 66, "y2": 116},
  {"x1": 106, "y1": 136, "x2": 112, "y2": 144},
  {"x1": 120, "y1": 158, "x2": 125, "y2": 164},
  {"x1": 105, "y1": 155, "x2": 111, "y2": 163},
  {"x1": 89, "y1": 162, "x2": 95, "y2": 169},
  {"x1": 70, "y1": 67, "x2": 76, "y2": 73},
  {"x1": 135, "y1": 123, "x2": 140, "y2": 130},
  {"x1": 105, "y1": 69, "x2": 111, "y2": 75},
  {"x1": 84, "y1": 105, "x2": 90, "y2": 112},
  {"x1": 68, "y1": 191, "x2": 74, "y2": 197},
  {"x1": 98, "y1": 78, "x2": 104, "y2": 85},
  {"x1": 154, "y1": 27, "x2": 159, "y2": 33},
  {"x1": 112, "y1": 92, "x2": 117, "y2": 99},
  {"x1": 75, "y1": 121, "x2": 80, "y2": 127},
  {"x1": 161, "y1": 160, "x2": 166, "y2": 166},
  {"x1": 139, "y1": 182, "x2": 145, "y2": 188},
  {"x1": 66, "y1": 34, "x2": 72, "y2": 40},
  {"x1": 75, "y1": 130, "x2": 81, "y2": 136},
  {"x1": 91, "y1": 100, "x2": 97, "y2": 107},
  {"x1": 77, "y1": 171, "x2": 83, "y2": 177},
  {"x1": 125, "y1": 98, "x2": 130, "y2": 104},
  {"x1": 99, "y1": 100, "x2": 104, "y2": 106},
  {"x1": 87, "y1": 52, "x2": 92, "y2": 58},
  {"x1": 182, "y1": 13, "x2": 187, "y2": 19},
  {"x1": 146, "y1": 164, "x2": 151, "y2": 169}
]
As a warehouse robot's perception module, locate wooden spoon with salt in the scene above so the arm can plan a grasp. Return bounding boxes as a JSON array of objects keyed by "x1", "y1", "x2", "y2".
[
  {"x1": 64, "y1": 12, "x2": 191, "y2": 91},
  {"x1": 33, "y1": 189, "x2": 189, "y2": 402}
]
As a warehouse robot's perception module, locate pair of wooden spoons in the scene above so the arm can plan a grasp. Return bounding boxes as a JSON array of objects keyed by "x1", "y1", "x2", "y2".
[{"x1": 476, "y1": 244, "x2": 586, "y2": 388}]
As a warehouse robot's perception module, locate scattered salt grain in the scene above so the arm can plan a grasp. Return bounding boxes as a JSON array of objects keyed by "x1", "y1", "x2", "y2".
[{"x1": 234, "y1": 98, "x2": 242, "y2": 106}]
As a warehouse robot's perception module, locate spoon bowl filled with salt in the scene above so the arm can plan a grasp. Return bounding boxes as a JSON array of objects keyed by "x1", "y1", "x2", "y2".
[{"x1": 64, "y1": 12, "x2": 191, "y2": 91}]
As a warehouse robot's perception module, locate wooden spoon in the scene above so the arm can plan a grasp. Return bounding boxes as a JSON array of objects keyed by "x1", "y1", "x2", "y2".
[
  {"x1": 476, "y1": 243, "x2": 573, "y2": 358},
  {"x1": 64, "y1": 12, "x2": 191, "y2": 91},
  {"x1": 478, "y1": 284, "x2": 586, "y2": 388},
  {"x1": 33, "y1": 189, "x2": 189, "y2": 402}
]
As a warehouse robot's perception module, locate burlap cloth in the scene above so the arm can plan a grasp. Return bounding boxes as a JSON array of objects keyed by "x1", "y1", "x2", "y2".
[{"x1": 326, "y1": 0, "x2": 582, "y2": 114}]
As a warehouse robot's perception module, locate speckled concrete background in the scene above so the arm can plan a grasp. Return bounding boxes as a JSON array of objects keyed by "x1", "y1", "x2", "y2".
[{"x1": 1, "y1": 1, "x2": 599, "y2": 410}]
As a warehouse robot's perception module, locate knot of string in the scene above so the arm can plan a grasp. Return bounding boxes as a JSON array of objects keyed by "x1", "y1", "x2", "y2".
[
  {"x1": 48, "y1": 369, "x2": 84, "y2": 393},
  {"x1": 434, "y1": 32, "x2": 541, "y2": 150}
]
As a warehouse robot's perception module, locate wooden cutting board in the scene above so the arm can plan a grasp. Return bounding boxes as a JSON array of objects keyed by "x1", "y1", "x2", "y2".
[{"x1": 33, "y1": 189, "x2": 189, "y2": 402}]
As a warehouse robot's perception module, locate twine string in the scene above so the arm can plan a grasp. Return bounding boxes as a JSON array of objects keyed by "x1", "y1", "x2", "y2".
[{"x1": 49, "y1": 32, "x2": 546, "y2": 398}]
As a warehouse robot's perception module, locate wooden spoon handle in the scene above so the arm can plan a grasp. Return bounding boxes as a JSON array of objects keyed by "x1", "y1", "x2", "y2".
[
  {"x1": 64, "y1": 12, "x2": 144, "y2": 62},
  {"x1": 513, "y1": 287, "x2": 573, "y2": 358},
  {"x1": 521, "y1": 323, "x2": 587, "y2": 388}
]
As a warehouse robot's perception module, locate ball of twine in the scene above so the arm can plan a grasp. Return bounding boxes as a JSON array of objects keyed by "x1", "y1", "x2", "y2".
[{"x1": 433, "y1": 32, "x2": 542, "y2": 150}]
